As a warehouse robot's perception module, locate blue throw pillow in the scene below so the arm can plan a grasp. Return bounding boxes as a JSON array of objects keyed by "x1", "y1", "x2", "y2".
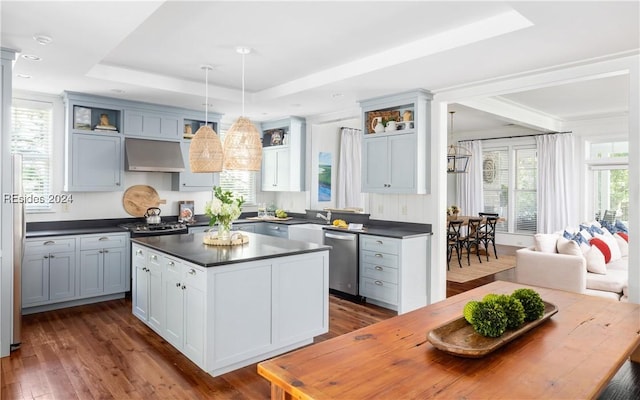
[
  {"x1": 590, "y1": 225, "x2": 604, "y2": 235},
  {"x1": 615, "y1": 220, "x2": 628, "y2": 234},
  {"x1": 571, "y1": 232, "x2": 588, "y2": 246},
  {"x1": 563, "y1": 230, "x2": 574, "y2": 240},
  {"x1": 600, "y1": 220, "x2": 616, "y2": 234}
]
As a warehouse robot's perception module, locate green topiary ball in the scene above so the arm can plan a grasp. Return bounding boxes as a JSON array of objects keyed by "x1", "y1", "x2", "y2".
[
  {"x1": 512, "y1": 288, "x2": 545, "y2": 321},
  {"x1": 463, "y1": 300, "x2": 480, "y2": 324},
  {"x1": 488, "y1": 294, "x2": 525, "y2": 329},
  {"x1": 471, "y1": 301, "x2": 508, "y2": 338}
]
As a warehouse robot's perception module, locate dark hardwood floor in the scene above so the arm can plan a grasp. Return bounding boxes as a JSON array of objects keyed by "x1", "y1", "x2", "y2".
[{"x1": 2, "y1": 257, "x2": 638, "y2": 399}]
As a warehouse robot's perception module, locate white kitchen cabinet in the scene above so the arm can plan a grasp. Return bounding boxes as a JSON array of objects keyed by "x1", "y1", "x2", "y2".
[
  {"x1": 262, "y1": 147, "x2": 291, "y2": 191},
  {"x1": 362, "y1": 133, "x2": 416, "y2": 192},
  {"x1": 359, "y1": 89, "x2": 432, "y2": 194},
  {"x1": 22, "y1": 237, "x2": 76, "y2": 307},
  {"x1": 132, "y1": 245, "x2": 163, "y2": 333},
  {"x1": 63, "y1": 92, "x2": 124, "y2": 192},
  {"x1": 261, "y1": 117, "x2": 305, "y2": 192},
  {"x1": 130, "y1": 242, "x2": 329, "y2": 376},
  {"x1": 123, "y1": 109, "x2": 180, "y2": 140},
  {"x1": 162, "y1": 255, "x2": 206, "y2": 367},
  {"x1": 359, "y1": 233, "x2": 430, "y2": 314},
  {"x1": 79, "y1": 233, "x2": 128, "y2": 297}
]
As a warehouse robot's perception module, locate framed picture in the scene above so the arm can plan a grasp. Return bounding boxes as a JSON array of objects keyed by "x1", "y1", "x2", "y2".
[
  {"x1": 74, "y1": 106, "x2": 92, "y2": 130},
  {"x1": 178, "y1": 200, "x2": 195, "y2": 223}
]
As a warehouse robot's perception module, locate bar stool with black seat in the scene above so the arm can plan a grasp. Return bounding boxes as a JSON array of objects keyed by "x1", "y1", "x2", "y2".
[
  {"x1": 460, "y1": 217, "x2": 483, "y2": 266},
  {"x1": 447, "y1": 220, "x2": 463, "y2": 270},
  {"x1": 478, "y1": 216, "x2": 498, "y2": 261}
]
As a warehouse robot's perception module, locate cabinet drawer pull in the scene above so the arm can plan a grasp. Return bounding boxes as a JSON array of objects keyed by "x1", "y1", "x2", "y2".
[
  {"x1": 151, "y1": 255, "x2": 157, "y2": 260},
  {"x1": 176, "y1": 282, "x2": 181, "y2": 287},
  {"x1": 136, "y1": 249, "x2": 143, "y2": 255},
  {"x1": 376, "y1": 240, "x2": 383, "y2": 244},
  {"x1": 375, "y1": 266, "x2": 383, "y2": 271},
  {"x1": 375, "y1": 253, "x2": 383, "y2": 258},
  {"x1": 188, "y1": 268, "x2": 196, "y2": 275},
  {"x1": 49, "y1": 255, "x2": 55, "y2": 258},
  {"x1": 103, "y1": 249, "x2": 109, "y2": 253},
  {"x1": 181, "y1": 285, "x2": 186, "y2": 290},
  {"x1": 168, "y1": 261, "x2": 175, "y2": 266},
  {"x1": 98, "y1": 236, "x2": 109, "y2": 241},
  {"x1": 374, "y1": 280, "x2": 383, "y2": 286},
  {"x1": 98, "y1": 250, "x2": 103, "y2": 254},
  {"x1": 43, "y1": 255, "x2": 49, "y2": 259},
  {"x1": 44, "y1": 240, "x2": 55, "y2": 245}
]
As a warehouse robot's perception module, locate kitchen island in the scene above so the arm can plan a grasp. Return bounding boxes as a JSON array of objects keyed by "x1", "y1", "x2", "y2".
[{"x1": 130, "y1": 232, "x2": 330, "y2": 376}]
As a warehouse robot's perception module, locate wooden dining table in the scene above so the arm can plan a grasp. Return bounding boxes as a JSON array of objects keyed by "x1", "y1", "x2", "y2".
[{"x1": 257, "y1": 281, "x2": 640, "y2": 400}]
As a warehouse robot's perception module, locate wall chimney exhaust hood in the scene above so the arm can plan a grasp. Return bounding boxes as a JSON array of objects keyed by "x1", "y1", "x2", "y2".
[{"x1": 125, "y1": 138, "x2": 185, "y2": 172}]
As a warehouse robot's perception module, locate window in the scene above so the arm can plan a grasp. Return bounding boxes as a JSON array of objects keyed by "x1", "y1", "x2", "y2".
[
  {"x1": 218, "y1": 126, "x2": 258, "y2": 205},
  {"x1": 587, "y1": 140, "x2": 628, "y2": 223},
  {"x1": 11, "y1": 99, "x2": 53, "y2": 211},
  {"x1": 482, "y1": 142, "x2": 537, "y2": 234}
]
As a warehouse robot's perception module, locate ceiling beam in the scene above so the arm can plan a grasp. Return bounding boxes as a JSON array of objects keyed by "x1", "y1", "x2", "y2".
[{"x1": 457, "y1": 97, "x2": 562, "y2": 132}]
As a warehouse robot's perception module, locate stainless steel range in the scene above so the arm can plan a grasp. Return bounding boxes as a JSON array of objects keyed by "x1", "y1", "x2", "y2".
[{"x1": 119, "y1": 222, "x2": 188, "y2": 237}]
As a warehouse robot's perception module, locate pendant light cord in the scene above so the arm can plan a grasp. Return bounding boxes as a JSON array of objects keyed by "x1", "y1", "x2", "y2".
[
  {"x1": 205, "y1": 66, "x2": 209, "y2": 125},
  {"x1": 241, "y1": 52, "x2": 245, "y2": 117}
]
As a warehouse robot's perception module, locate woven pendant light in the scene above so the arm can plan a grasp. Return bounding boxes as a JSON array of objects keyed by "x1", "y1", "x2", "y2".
[
  {"x1": 223, "y1": 47, "x2": 262, "y2": 171},
  {"x1": 190, "y1": 65, "x2": 224, "y2": 172}
]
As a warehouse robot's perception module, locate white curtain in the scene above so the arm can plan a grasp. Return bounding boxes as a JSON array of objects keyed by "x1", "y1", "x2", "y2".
[
  {"x1": 536, "y1": 133, "x2": 576, "y2": 233},
  {"x1": 456, "y1": 140, "x2": 484, "y2": 216},
  {"x1": 337, "y1": 127, "x2": 363, "y2": 209}
]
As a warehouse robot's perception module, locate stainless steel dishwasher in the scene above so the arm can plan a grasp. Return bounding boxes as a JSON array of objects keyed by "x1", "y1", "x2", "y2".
[{"x1": 324, "y1": 230, "x2": 358, "y2": 296}]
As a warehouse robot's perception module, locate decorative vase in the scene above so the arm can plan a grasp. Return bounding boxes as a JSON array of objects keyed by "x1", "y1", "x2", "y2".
[{"x1": 218, "y1": 221, "x2": 232, "y2": 241}]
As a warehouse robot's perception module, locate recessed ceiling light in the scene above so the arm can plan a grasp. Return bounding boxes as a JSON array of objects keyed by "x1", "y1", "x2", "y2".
[
  {"x1": 236, "y1": 47, "x2": 251, "y2": 55},
  {"x1": 332, "y1": 93, "x2": 344, "y2": 98},
  {"x1": 21, "y1": 54, "x2": 41, "y2": 61},
  {"x1": 16, "y1": 74, "x2": 31, "y2": 79},
  {"x1": 33, "y1": 34, "x2": 53, "y2": 46}
]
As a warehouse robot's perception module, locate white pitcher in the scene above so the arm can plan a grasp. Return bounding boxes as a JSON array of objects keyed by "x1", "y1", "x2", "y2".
[
  {"x1": 385, "y1": 120, "x2": 397, "y2": 132},
  {"x1": 371, "y1": 117, "x2": 385, "y2": 133}
]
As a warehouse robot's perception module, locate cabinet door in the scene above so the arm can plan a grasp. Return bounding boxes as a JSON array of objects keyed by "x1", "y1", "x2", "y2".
[
  {"x1": 103, "y1": 247, "x2": 126, "y2": 294},
  {"x1": 275, "y1": 148, "x2": 290, "y2": 190},
  {"x1": 172, "y1": 142, "x2": 219, "y2": 191},
  {"x1": 133, "y1": 263, "x2": 149, "y2": 321},
  {"x1": 183, "y1": 279, "x2": 205, "y2": 365},
  {"x1": 79, "y1": 250, "x2": 104, "y2": 296},
  {"x1": 160, "y1": 116, "x2": 180, "y2": 139},
  {"x1": 70, "y1": 133, "x2": 122, "y2": 191},
  {"x1": 163, "y1": 261, "x2": 184, "y2": 349},
  {"x1": 362, "y1": 136, "x2": 389, "y2": 191},
  {"x1": 148, "y1": 263, "x2": 163, "y2": 332},
  {"x1": 48, "y1": 251, "x2": 76, "y2": 300},
  {"x1": 261, "y1": 149, "x2": 278, "y2": 191},
  {"x1": 388, "y1": 134, "x2": 416, "y2": 192},
  {"x1": 22, "y1": 253, "x2": 49, "y2": 306}
]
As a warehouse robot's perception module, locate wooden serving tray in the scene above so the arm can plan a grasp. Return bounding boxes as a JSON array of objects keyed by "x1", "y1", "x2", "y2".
[{"x1": 427, "y1": 301, "x2": 558, "y2": 358}]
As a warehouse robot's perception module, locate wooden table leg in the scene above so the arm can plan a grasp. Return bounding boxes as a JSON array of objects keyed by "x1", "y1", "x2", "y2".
[{"x1": 271, "y1": 383, "x2": 293, "y2": 400}]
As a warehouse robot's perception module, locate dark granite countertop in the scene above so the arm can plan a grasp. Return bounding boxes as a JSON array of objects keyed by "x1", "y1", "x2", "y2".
[
  {"x1": 25, "y1": 213, "x2": 432, "y2": 240},
  {"x1": 131, "y1": 232, "x2": 330, "y2": 267}
]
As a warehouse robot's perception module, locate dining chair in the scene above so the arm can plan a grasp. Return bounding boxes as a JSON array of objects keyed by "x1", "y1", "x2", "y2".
[
  {"x1": 602, "y1": 209, "x2": 617, "y2": 224},
  {"x1": 478, "y1": 212, "x2": 499, "y2": 218},
  {"x1": 447, "y1": 220, "x2": 463, "y2": 270},
  {"x1": 460, "y1": 218, "x2": 483, "y2": 266},
  {"x1": 478, "y1": 216, "x2": 498, "y2": 261}
]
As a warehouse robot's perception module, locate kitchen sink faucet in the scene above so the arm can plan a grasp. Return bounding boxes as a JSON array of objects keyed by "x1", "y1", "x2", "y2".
[{"x1": 316, "y1": 210, "x2": 332, "y2": 224}]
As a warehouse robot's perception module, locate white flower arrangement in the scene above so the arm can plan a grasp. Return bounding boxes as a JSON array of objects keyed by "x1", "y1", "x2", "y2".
[{"x1": 205, "y1": 186, "x2": 245, "y2": 229}]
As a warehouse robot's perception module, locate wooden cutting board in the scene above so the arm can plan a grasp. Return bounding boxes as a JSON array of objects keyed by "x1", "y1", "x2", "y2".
[{"x1": 122, "y1": 185, "x2": 166, "y2": 217}]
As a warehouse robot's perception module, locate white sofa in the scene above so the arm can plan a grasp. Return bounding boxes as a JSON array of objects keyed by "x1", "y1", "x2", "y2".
[{"x1": 515, "y1": 226, "x2": 629, "y2": 301}]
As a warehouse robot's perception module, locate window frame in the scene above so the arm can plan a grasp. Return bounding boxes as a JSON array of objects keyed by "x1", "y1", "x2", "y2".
[
  {"x1": 482, "y1": 137, "x2": 537, "y2": 235},
  {"x1": 11, "y1": 98, "x2": 54, "y2": 213},
  {"x1": 217, "y1": 124, "x2": 258, "y2": 205}
]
